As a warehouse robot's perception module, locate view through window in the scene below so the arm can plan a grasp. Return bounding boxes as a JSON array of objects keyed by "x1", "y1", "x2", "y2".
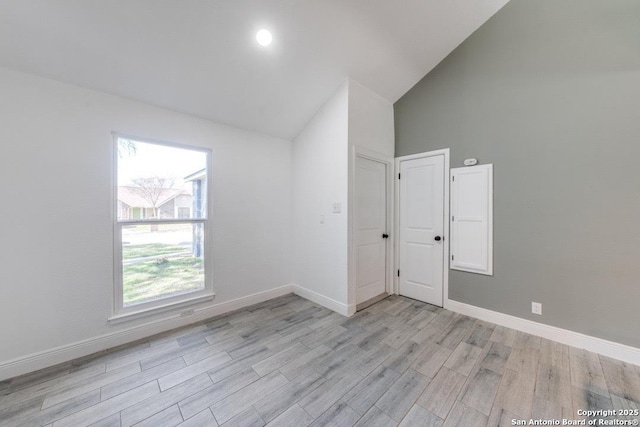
[{"x1": 115, "y1": 136, "x2": 210, "y2": 312}]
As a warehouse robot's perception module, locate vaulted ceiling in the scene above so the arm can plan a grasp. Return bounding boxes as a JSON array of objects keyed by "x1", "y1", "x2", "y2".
[{"x1": 0, "y1": 0, "x2": 509, "y2": 139}]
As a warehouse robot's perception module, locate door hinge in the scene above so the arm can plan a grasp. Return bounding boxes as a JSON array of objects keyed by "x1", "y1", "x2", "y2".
[
  {"x1": 451, "y1": 255, "x2": 455, "y2": 261},
  {"x1": 398, "y1": 173, "x2": 401, "y2": 179},
  {"x1": 452, "y1": 216, "x2": 455, "y2": 222},
  {"x1": 397, "y1": 269, "x2": 400, "y2": 277},
  {"x1": 452, "y1": 176, "x2": 455, "y2": 182}
]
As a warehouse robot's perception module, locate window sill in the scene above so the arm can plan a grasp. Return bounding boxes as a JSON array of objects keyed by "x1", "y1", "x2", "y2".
[{"x1": 108, "y1": 293, "x2": 215, "y2": 325}]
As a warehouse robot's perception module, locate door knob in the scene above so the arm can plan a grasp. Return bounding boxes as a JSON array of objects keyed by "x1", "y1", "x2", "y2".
[
  {"x1": 434, "y1": 236, "x2": 442, "y2": 241},
  {"x1": 382, "y1": 234, "x2": 389, "y2": 239}
]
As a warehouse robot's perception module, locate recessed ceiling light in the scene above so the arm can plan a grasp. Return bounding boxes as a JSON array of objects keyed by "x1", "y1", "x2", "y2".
[{"x1": 256, "y1": 29, "x2": 272, "y2": 47}]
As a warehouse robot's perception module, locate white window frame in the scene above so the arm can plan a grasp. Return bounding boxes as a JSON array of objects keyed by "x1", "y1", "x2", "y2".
[{"x1": 110, "y1": 133, "x2": 214, "y2": 323}]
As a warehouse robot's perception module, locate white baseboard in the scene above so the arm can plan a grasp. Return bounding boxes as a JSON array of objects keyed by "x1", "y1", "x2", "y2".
[
  {"x1": 0, "y1": 284, "x2": 295, "y2": 382},
  {"x1": 447, "y1": 299, "x2": 640, "y2": 366},
  {"x1": 292, "y1": 285, "x2": 355, "y2": 316}
]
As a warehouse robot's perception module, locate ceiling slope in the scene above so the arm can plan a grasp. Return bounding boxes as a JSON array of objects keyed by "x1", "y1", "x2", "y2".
[{"x1": 0, "y1": 0, "x2": 509, "y2": 139}]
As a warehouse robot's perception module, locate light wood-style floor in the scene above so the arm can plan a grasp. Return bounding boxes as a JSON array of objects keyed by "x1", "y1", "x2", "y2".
[{"x1": 1, "y1": 294, "x2": 639, "y2": 427}]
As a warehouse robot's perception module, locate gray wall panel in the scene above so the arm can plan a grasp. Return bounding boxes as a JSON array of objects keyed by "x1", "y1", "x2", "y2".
[{"x1": 394, "y1": 0, "x2": 640, "y2": 347}]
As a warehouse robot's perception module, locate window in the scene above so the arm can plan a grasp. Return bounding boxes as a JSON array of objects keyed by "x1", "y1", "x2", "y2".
[{"x1": 113, "y1": 135, "x2": 212, "y2": 320}]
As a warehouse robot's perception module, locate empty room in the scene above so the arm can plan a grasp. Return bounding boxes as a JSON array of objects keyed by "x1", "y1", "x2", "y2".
[{"x1": 1, "y1": 0, "x2": 639, "y2": 426}]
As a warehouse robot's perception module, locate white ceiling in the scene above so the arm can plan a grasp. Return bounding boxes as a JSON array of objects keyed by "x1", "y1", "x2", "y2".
[{"x1": 0, "y1": 0, "x2": 509, "y2": 139}]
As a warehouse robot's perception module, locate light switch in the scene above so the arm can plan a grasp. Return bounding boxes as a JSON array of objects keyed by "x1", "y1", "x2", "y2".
[{"x1": 320, "y1": 215, "x2": 325, "y2": 224}]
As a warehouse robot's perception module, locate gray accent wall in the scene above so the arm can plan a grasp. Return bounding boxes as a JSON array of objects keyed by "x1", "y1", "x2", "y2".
[{"x1": 394, "y1": 0, "x2": 640, "y2": 348}]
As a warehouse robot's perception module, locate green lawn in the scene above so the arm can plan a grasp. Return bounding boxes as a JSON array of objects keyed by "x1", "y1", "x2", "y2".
[
  {"x1": 123, "y1": 243, "x2": 189, "y2": 260},
  {"x1": 123, "y1": 223, "x2": 194, "y2": 234},
  {"x1": 122, "y1": 244, "x2": 204, "y2": 306}
]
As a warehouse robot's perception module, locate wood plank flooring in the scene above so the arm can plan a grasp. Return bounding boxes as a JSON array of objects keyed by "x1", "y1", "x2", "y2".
[{"x1": 1, "y1": 294, "x2": 639, "y2": 426}]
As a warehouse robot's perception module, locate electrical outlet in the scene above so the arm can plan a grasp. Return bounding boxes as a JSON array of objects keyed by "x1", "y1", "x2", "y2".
[
  {"x1": 332, "y1": 203, "x2": 341, "y2": 213},
  {"x1": 531, "y1": 302, "x2": 542, "y2": 316}
]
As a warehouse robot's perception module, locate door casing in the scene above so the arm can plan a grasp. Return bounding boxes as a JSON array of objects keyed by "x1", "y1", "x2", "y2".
[
  {"x1": 354, "y1": 155, "x2": 388, "y2": 305},
  {"x1": 348, "y1": 146, "x2": 394, "y2": 314},
  {"x1": 394, "y1": 148, "x2": 450, "y2": 308}
]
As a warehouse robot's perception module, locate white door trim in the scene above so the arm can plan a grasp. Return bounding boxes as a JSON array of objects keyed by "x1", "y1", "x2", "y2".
[
  {"x1": 394, "y1": 148, "x2": 450, "y2": 308},
  {"x1": 349, "y1": 146, "x2": 394, "y2": 312}
]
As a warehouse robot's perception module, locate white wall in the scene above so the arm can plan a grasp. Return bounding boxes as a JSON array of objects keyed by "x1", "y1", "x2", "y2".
[
  {"x1": 0, "y1": 68, "x2": 293, "y2": 378},
  {"x1": 291, "y1": 79, "x2": 394, "y2": 314},
  {"x1": 347, "y1": 79, "x2": 395, "y2": 307},
  {"x1": 348, "y1": 79, "x2": 395, "y2": 157},
  {"x1": 0, "y1": 70, "x2": 394, "y2": 379},
  {"x1": 291, "y1": 82, "x2": 350, "y2": 313}
]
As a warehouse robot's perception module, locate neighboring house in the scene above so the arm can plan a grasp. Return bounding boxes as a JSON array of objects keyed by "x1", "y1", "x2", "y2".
[
  {"x1": 184, "y1": 168, "x2": 206, "y2": 218},
  {"x1": 117, "y1": 186, "x2": 192, "y2": 220},
  {"x1": 184, "y1": 168, "x2": 207, "y2": 257}
]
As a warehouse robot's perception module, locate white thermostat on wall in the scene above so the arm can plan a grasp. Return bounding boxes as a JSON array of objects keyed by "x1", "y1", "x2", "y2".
[{"x1": 463, "y1": 158, "x2": 478, "y2": 166}]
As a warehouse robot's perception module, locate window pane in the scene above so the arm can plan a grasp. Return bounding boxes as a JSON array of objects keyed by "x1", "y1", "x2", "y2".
[
  {"x1": 117, "y1": 138, "x2": 207, "y2": 221},
  {"x1": 121, "y1": 223, "x2": 205, "y2": 307}
]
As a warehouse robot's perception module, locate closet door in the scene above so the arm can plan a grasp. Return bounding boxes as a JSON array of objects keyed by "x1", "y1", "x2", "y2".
[
  {"x1": 398, "y1": 155, "x2": 445, "y2": 306},
  {"x1": 450, "y1": 164, "x2": 493, "y2": 275}
]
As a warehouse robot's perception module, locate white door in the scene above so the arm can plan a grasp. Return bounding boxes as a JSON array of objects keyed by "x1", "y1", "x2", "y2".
[
  {"x1": 355, "y1": 156, "x2": 388, "y2": 304},
  {"x1": 398, "y1": 155, "x2": 445, "y2": 306}
]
